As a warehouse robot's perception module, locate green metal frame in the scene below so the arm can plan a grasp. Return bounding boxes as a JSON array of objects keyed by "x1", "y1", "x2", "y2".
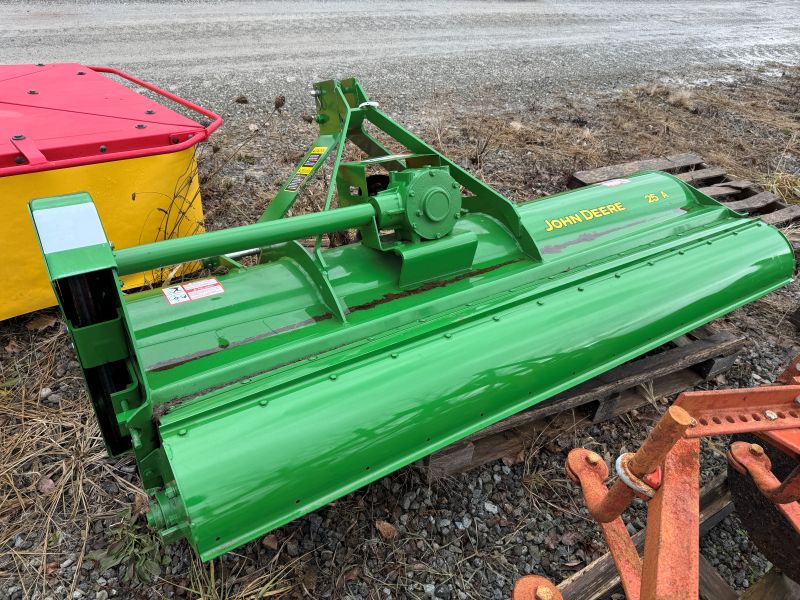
[{"x1": 29, "y1": 79, "x2": 795, "y2": 561}]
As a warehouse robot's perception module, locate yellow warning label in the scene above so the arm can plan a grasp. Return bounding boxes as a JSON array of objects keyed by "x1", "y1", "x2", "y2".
[
  {"x1": 284, "y1": 146, "x2": 330, "y2": 192},
  {"x1": 544, "y1": 202, "x2": 626, "y2": 232}
]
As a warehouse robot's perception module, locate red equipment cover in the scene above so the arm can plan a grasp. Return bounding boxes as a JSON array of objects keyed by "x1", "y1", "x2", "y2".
[{"x1": 0, "y1": 63, "x2": 222, "y2": 176}]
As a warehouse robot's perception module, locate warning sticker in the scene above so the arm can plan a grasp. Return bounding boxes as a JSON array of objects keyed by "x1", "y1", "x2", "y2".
[
  {"x1": 162, "y1": 278, "x2": 225, "y2": 305},
  {"x1": 284, "y1": 146, "x2": 328, "y2": 192},
  {"x1": 599, "y1": 179, "x2": 630, "y2": 187}
]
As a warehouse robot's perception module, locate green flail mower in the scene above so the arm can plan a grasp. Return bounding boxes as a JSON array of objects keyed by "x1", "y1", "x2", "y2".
[{"x1": 30, "y1": 78, "x2": 794, "y2": 560}]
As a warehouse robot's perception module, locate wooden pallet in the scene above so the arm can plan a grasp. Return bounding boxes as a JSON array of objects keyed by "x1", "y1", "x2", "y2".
[
  {"x1": 423, "y1": 326, "x2": 743, "y2": 479},
  {"x1": 571, "y1": 152, "x2": 800, "y2": 229}
]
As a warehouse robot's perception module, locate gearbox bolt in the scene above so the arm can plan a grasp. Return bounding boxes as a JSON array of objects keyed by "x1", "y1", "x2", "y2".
[
  {"x1": 749, "y1": 443, "x2": 764, "y2": 456},
  {"x1": 765, "y1": 410, "x2": 778, "y2": 421}
]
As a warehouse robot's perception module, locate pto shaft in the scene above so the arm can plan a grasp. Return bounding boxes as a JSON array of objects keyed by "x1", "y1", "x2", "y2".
[{"x1": 114, "y1": 203, "x2": 376, "y2": 275}]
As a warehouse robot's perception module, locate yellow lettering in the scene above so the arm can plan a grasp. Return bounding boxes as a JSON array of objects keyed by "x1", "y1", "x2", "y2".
[
  {"x1": 591, "y1": 208, "x2": 602, "y2": 218},
  {"x1": 545, "y1": 219, "x2": 553, "y2": 232},
  {"x1": 599, "y1": 206, "x2": 610, "y2": 216},
  {"x1": 552, "y1": 219, "x2": 563, "y2": 229},
  {"x1": 580, "y1": 209, "x2": 594, "y2": 220},
  {"x1": 614, "y1": 202, "x2": 625, "y2": 211}
]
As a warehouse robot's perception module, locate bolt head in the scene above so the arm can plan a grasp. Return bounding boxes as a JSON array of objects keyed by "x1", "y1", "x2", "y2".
[
  {"x1": 795, "y1": 395, "x2": 800, "y2": 406},
  {"x1": 749, "y1": 443, "x2": 764, "y2": 456},
  {"x1": 765, "y1": 410, "x2": 778, "y2": 421},
  {"x1": 99, "y1": 145, "x2": 107, "y2": 153},
  {"x1": 27, "y1": 89, "x2": 38, "y2": 95},
  {"x1": 535, "y1": 587, "x2": 554, "y2": 600},
  {"x1": 145, "y1": 109, "x2": 155, "y2": 115},
  {"x1": 12, "y1": 134, "x2": 25, "y2": 140},
  {"x1": 586, "y1": 452, "x2": 602, "y2": 465},
  {"x1": 135, "y1": 123, "x2": 147, "y2": 129}
]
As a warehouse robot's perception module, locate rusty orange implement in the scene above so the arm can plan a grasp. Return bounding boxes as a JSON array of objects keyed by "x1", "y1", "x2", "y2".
[{"x1": 515, "y1": 356, "x2": 800, "y2": 600}]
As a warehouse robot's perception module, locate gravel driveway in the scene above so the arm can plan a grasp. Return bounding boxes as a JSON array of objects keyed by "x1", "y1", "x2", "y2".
[{"x1": 1, "y1": 0, "x2": 800, "y2": 118}]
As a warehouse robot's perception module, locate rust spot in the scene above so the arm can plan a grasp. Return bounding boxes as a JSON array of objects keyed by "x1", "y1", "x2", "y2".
[
  {"x1": 152, "y1": 342, "x2": 350, "y2": 421},
  {"x1": 540, "y1": 219, "x2": 650, "y2": 254},
  {"x1": 146, "y1": 313, "x2": 333, "y2": 373},
  {"x1": 347, "y1": 258, "x2": 523, "y2": 313}
]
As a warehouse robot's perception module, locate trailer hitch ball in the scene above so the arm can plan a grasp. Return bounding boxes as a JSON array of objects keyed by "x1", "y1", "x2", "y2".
[{"x1": 146, "y1": 484, "x2": 188, "y2": 541}]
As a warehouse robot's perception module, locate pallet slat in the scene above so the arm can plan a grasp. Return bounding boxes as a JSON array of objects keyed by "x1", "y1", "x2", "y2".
[
  {"x1": 573, "y1": 154, "x2": 800, "y2": 228},
  {"x1": 571, "y1": 153, "x2": 704, "y2": 186},
  {"x1": 676, "y1": 167, "x2": 727, "y2": 185},
  {"x1": 725, "y1": 191, "x2": 783, "y2": 214},
  {"x1": 697, "y1": 180, "x2": 756, "y2": 199},
  {"x1": 760, "y1": 205, "x2": 800, "y2": 227}
]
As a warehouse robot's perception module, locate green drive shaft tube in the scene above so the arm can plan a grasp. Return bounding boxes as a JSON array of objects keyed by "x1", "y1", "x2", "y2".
[
  {"x1": 30, "y1": 79, "x2": 794, "y2": 561},
  {"x1": 115, "y1": 203, "x2": 375, "y2": 276}
]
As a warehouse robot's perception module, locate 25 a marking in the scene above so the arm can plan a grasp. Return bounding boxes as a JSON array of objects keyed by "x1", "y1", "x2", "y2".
[{"x1": 646, "y1": 191, "x2": 670, "y2": 203}]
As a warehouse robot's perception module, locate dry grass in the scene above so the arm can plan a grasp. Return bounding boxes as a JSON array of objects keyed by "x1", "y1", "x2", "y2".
[{"x1": 0, "y1": 321, "x2": 144, "y2": 597}]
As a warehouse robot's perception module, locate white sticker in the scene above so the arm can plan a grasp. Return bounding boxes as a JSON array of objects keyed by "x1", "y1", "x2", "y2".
[
  {"x1": 162, "y1": 278, "x2": 224, "y2": 305},
  {"x1": 33, "y1": 202, "x2": 107, "y2": 254},
  {"x1": 599, "y1": 179, "x2": 630, "y2": 187}
]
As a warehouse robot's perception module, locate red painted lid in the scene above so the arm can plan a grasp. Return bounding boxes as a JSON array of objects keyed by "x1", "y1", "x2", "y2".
[{"x1": 0, "y1": 63, "x2": 221, "y2": 176}]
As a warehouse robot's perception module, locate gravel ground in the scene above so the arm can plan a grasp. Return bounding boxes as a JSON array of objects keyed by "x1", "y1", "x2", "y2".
[{"x1": 1, "y1": 1, "x2": 800, "y2": 119}]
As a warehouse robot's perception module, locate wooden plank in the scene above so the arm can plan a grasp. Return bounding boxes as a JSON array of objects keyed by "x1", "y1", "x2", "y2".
[
  {"x1": 740, "y1": 567, "x2": 800, "y2": 600},
  {"x1": 760, "y1": 205, "x2": 800, "y2": 227},
  {"x1": 558, "y1": 473, "x2": 732, "y2": 600},
  {"x1": 697, "y1": 180, "x2": 755, "y2": 199},
  {"x1": 724, "y1": 191, "x2": 784, "y2": 214},
  {"x1": 699, "y1": 555, "x2": 739, "y2": 600},
  {"x1": 676, "y1": 167, "x2": 728, "y2": 185},
  {"x1": 571, "y1": 153, "x2": 704, "y2": 186}
]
